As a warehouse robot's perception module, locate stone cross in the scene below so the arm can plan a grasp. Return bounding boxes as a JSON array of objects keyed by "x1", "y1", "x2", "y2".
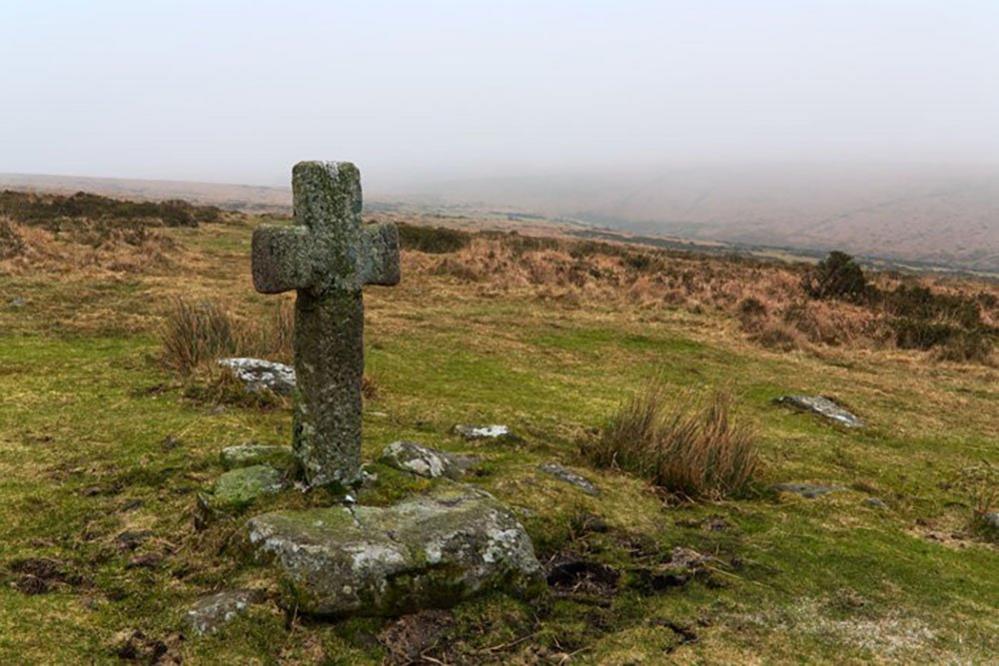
[{"x1": 251, "y1": 161, "x2": 400, "y2": 488}]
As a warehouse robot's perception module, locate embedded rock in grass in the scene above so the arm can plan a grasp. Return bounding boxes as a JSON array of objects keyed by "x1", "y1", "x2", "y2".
[
  {"x1": 864, "y1": 497, "x2": 889, "y2": 510},
  {"x1": 221, "y1": 443, "x2": 298, "y2": 473},
  {"x1": 185, "y1": 590, "x2": 257, "y2": 636},
  {"x1": 772, "y1": 482, "x2": 845, "y2": 499},
  {"x1": 538, "y1": 462, "x2": 600, "y2": 496},
  {"x1": 379, "y1": 441, "x2": 469, "y2": 479},
  {"x1": 245, "y1": 485, "x2": 543, "y2": 616},
  {"x1": 984, "y1": 512, "x2": 999, "y2": 530},
  {"x1": 775, "y1": 395, "x2": 864, "y2": 428},
  {"x1": 629, "y1": 547, "x2": 717, "y2": 592},
  {"x1": 218, "y1": 358, "x2": 295, "y2": 395},
  {"x1": 452, "y1": 424, "x2": 520, "y2": 442},
  {"x1": 196, "y1": 465, "x2": 285, "y2": 527},
  {"x1": 115, "y1": 530, "x2": 154, "y2": 552}
]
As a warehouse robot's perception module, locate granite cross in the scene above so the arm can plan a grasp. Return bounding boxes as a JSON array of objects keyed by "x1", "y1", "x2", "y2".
[{"x1": 251, "y1": 161, "x2": 400, "y2": 487}]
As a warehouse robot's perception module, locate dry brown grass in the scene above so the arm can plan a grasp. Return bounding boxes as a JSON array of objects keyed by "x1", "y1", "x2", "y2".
[
  {"x1": 7, "y1": 202, "x2": 995, "y2": 366},
  {"x1": 0, "y1": 217, "x2": 178, "y2": 276},
  {"x1": 585, "y1": 383, "x2": 759, "y2": 500},
  {"x1": 0, "y1": 218, "x2": 26, "y2": 259},
  {"x1": 414, "y1": 233, "x2": 997, "y2": 363}
]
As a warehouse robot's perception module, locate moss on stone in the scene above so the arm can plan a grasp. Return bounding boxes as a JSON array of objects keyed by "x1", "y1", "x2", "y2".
[
  {"x1": 196, "y1": 465, "x2": 285, "y2": 527},
  {"x1": 220, "y1": 444, "x2": 298, "y2": 473}
]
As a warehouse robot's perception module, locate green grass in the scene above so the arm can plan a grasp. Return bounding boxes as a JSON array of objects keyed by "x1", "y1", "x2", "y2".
[{"x1": 0, "y1": 219, "x2": 996, "y2": 663}]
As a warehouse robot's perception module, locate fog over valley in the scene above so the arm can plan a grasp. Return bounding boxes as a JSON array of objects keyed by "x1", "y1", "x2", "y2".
[{"x1": 389, "y1": 163, "x2": 999, "y2": 272}]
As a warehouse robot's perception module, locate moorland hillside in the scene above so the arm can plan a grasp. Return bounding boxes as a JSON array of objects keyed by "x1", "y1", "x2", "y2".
[{"x1": 0, "y1": 194, "x2": 996, "y2": 663}]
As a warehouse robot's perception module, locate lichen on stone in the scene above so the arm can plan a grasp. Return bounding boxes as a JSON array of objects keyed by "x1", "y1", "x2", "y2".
[{"x1": 244, "y1": 484, "x2": 543, "y2": 616}]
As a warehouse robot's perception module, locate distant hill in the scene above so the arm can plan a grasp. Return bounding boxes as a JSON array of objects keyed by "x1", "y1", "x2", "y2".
[
  {"x1": 0, "y1": 173, "x2": 291, "y2": 213},
  {"x1": 393, "y1": 164, "x2": 999, "y2": 274},
  {"x1": 4, "y1": 165, "x2": 997, "y2": 273}
]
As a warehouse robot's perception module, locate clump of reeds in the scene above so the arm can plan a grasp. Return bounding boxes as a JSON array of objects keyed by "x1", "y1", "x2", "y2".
[{"x1": 586, "y1": 383, "x2": 758, "y2": 500}]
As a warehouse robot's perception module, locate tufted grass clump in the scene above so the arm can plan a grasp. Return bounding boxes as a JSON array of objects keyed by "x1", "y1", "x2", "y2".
[
  {"x1": 586, "y1": 384, "x2": 758, "y2": 500},
  {"x1": 953, "y1": 461, "x2": 999, "y2": 532},
  {"x1": 159, "y1": 298, "x2": 237, "y2": 373},
  {"x1": 159, "y1": 297, "x2": 293, "y2": 374}
]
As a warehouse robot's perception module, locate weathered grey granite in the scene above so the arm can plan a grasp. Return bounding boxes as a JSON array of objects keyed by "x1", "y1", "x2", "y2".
[
  {"x1": 185, "y1": 590, "x2": 257, "y2": 636},
  {"x1": 538, "y1": 462, "x2": 600, "y2": 496},
  {"x1": 245, "y1": 485, "x2": 543, "y2": 616},
  {"x1": 453, "y1": 424, "x2": 518, "y2": 441},
  {"x1": 772, "y1": 482, "x2": 845, "y2": 499},
  {"x1": 864, "y1": 497, "x2": 889, "y2": 510},
  {"x1": 220, "y1": 444, "x2": 297, "y2": 473},
  {"x1": 218, "y1": 358, "x2": 296, "y2": 395},
  {"x1": 251, "y1": 162, "x2": 400, "y2": 488},
  {"x1": 379, "y1": 441, "x2": 466, "y2": 479},
  {"x1": 196, "y1": 465, "x2": 285, "y2": 526},
  {"x1": 775, "y1": 395, "x2": 864, "y2": 428}
]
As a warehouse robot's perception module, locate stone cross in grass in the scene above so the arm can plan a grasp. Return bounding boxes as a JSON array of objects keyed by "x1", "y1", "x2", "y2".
[{"x1": 251, "y1": 161, "x2": 400, "y2": 487}]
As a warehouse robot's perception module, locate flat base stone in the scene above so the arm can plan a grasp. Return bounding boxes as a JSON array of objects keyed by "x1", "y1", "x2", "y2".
[
  {"x1": 246, "y1": 485, "x2": 543, "y2": 617},
  {"x1": 221, "y1": 444, "x2": 298, "y2": 473},
  {"x1": 775, "y1": 395, "x2": 864, "y2": 428},
  {"x1": 379, "y1": 441, "x2": 473, "y2": 479},
  {"x1": 185, "y1": 590, "x2": 257, "y2": 635},
  {"x1": 196, "y1": 465, "x2": 285, "y2": 527}
]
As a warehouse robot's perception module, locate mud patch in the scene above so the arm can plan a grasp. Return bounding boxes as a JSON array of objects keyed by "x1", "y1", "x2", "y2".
[
  {"x1": 546, "y1": 556, "x2": 620, "y2": 603},
  {"x1": 650, "y1": 618, "x2": 700, "y2": 649},
  {"x1": 628, "y1": 547, "x2": 719, "y2": 593},
  {"x1": 111, "y1": 629, "x2": 184, "y2": 664},
  {"x1": 378, "y1": 609, "x2": 455, "y2": 665},
  {"x1": 6, "y1": 557, "x2": 85, "y2": 595}
]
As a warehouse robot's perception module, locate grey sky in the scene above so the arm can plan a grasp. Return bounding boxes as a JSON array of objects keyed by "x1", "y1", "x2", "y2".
[{"x1": 1, "y1": 1, "x2": 997, "y2": 191}]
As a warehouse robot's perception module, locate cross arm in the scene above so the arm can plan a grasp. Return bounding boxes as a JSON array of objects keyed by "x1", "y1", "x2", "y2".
[
  {"x1": 359, "y1": 222, "x2": 401, "y2": 286},
  {"x1": 251, "y1": 225, "x2": 314, "y2": 294}
]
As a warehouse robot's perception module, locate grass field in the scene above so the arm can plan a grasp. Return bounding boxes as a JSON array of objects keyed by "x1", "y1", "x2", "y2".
[{"x1": 0, "y1": 211, "x2": 996, "y2": 664}]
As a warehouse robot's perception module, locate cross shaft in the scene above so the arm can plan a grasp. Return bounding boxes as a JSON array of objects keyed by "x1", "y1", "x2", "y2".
[{"x1": 251, "y1": 161, "x2": 399, "y2": 487}]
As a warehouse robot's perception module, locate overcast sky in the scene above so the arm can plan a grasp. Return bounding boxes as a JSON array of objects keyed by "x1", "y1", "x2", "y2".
[{"x1": 1, "y1": 1, "x2": 997, "y2": 190}]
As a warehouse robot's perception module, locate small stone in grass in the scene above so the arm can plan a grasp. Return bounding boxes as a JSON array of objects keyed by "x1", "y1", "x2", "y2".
[
  {"x1": 538, "y1": 462, "x2": 600, "y2": 496},
  {"x1": 185, "y1": 590, "x2": 257, "y2": 636},
  {"x1": 772, "y1": 482, "x2": 845, "y2": 499},
  {"x1": 379, "y1": 441, "x2": 470, "y2": 479},
  {"x1": 775, "y1": 395, "x2": 864, "y2": 428},
  {"x1": 453, "y1": 424, "x2": 520, "y2": 442},
  {"x1": 195, "y1": 465, "x2": 285, "y2": 527},
  {"x1": 220, "y1": 443, "x2": 297, "y2": 473}
]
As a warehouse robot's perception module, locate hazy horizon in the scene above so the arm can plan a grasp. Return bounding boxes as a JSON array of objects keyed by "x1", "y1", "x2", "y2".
[{"x1": 3, "y1": 1, "x2": 999, "y2": 191}]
